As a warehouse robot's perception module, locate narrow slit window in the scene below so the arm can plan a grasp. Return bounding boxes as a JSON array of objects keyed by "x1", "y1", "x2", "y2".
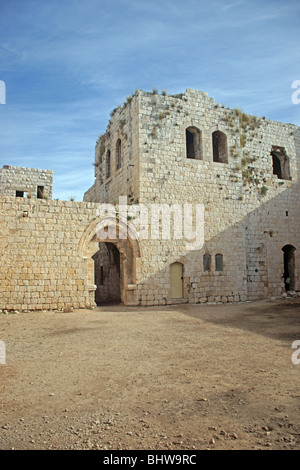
[
  {"x1": 116, "y1": 139, "x2": 122, "y2": 170},
  {"x1": 106, "y1": 150, "x2": 111, "y2": 179}
]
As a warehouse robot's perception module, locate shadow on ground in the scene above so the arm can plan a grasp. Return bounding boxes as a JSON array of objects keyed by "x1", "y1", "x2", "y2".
[
  {"x1": 176, "y1": 298, "x2": 300, "y2": 343},
  {"x1": 95, "y1": 297, "x2": 300, "y2": 343}
]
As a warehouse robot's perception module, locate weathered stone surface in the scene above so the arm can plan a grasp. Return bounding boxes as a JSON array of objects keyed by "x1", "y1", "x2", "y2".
[
  {"x1": 1, "y1": 89, "x2": 300, "y2": 310},
  {"x1": 0, "y1": 165, "x2": 53, "y2": 200},
  {"x1": 84, "y1": 89, "x2": 300, "y2": 306}
]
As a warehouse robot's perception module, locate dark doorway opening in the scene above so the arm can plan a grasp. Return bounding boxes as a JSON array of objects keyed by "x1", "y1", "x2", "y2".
[
  {"x1": 282, "y1": 244, "x2": 296, "y2": 291},
  {"x1": 93, "y1": 242, "x2": 121, "y2": 305}
]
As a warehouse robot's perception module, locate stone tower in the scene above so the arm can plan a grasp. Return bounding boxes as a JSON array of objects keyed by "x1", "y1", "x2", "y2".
[{"x1": 84, "y1": 89, "x2": 300, "y2": 305}]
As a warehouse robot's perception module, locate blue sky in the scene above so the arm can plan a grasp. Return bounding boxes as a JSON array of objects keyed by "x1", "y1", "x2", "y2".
[{"x1": 0, "y1": 0, "x2": 299, "y2": 201}]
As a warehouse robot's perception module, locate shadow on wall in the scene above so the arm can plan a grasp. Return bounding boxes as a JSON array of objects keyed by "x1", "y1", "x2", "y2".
[{"x1": 134, "y1": 177, "x2": 300, "y2": 306}]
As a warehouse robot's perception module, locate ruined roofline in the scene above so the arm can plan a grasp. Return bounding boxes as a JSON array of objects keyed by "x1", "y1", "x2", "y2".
[
  {"x1": 140, "y1": 88, "x2": 300, "y2": 129},
  {"x1": 113, "y1": 88, "x2": 297, "y2": 125},
  {"x1": 95, "y1": 88, "x2": 299, "y2": 151},
  {"x1": 1, "y1": 164, "x2": 53, "y2": 174}
]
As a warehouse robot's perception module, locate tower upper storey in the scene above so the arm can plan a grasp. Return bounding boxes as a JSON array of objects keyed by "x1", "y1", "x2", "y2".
[{"x1": 84, "y1": 89, "x2": 300, "y2": 207}]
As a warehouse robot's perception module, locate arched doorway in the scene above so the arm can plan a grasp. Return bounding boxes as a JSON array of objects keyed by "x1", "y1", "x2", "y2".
[
  {"x1": 93, "y1": 242, "x2": 121, "y2": 305},
  {"x1": 79, "y1": 216, "x2": 141, "y2": 307},
  {"x1": 282, "y1": 245, "x2": 296, "y2": 291},
  {"x1": 170, "y1": 262, "x2": 184, "y2": 298}
]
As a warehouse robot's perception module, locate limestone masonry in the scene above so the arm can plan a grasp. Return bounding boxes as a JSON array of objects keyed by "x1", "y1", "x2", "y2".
[
  {"x1": 1, "y1": 89, "x2": 299, "y2": 310},
  {"x1": 0, "y1": 165, "x2": 53, "y2": 200}
]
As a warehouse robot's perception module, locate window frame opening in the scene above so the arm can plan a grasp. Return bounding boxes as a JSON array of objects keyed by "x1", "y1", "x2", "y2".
[
  {"x1": 37, "y1": 185, "x2": 45, "y2": 199},
  {"x1": 212, "y1": 130, "x2": 228, "y2": 163},
  {"x1": 106, "y1": 149, "x2": 111, "y2": 179},
  {"x1": 203, "y1": 253, "x2": 211, "y2": 272},
  {"x1": 215, "y1": 253, "x2": 224, "y2": 271},
  {"x1": 271, "y1": 146, "x2": 291, "y2": 180},
  {"x1": 186, "y1": 126, "x2": 202, "y2": 160},
  {"x1": 116, "y1": 139, "x2": 122, "y2": 170}
]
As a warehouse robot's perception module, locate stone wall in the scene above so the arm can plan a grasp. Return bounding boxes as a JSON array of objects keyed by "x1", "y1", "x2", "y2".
[
  {"x1": 0, "y1": 165, "x2": 53, "y2": 200},
  {"x1": 85, "y1": 89, "x2": 300, "y2": 306},
  {"x1": 0, "y1": 195, "x2": 143, "y2": 311},
  {"x1": 1, "y1": 89, "x2": 299, "y2": 310},
  {"x1": 0, "y1": 197, "x2": 98, "y2": 311},
  {"x1": 84, "y1": 95, "x2": 141, "y2": 205}
]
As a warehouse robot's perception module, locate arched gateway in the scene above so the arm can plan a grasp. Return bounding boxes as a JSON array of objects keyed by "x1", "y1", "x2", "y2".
[{"x1": 79, "y1": 216, "x2": 141, "y2": 306}]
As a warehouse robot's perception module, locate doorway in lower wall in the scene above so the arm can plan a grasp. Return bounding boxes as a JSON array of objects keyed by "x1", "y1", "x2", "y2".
[
  {"x1": 170, "y1": 262, "x2": 184, "y2": 299},
  {"x1": 93, "y1": 242, "x2": 121, "y2": 305},
  {"x1": 282, "y1": 244, "x2": 296, "y2": 291}
]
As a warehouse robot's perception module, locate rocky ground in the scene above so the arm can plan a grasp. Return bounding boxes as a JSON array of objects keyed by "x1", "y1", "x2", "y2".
[{"x1": 1, "y1": 298, "x2": 300, "y2": 451}]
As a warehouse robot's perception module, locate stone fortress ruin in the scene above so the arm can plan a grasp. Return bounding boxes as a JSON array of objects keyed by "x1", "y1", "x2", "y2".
[{"x1": 0, "y1": 89, "x2": 299, "y2": 311}]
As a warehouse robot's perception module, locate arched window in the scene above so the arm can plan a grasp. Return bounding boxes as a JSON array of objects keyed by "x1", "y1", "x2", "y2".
[
  {"x1": 106, "y1": 150, "x2": 111, "y2": 179},
  {"x1": 186, "y1": 127, "x2": 202, "y2": 160},
  {"x1": 212, "y1": 131, "x2": 228, "y2": 163},
  {"x1": 215, "y1": 253, "x2": 223, "y2": 271},
  {"x1": 203, "y1": 253, "x2": 211, "y2": 272},
  {"x1": 271, "y1": 146, "x2": 290, "y2": 180},
  {"x1": 116, "y1": 139, "x2": 122, "y2": 170}
]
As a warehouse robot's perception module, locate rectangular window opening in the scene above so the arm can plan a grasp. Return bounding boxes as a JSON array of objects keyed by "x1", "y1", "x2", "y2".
[{"x1": 37, "y1": 186, "x2": 45, "y2": 199}]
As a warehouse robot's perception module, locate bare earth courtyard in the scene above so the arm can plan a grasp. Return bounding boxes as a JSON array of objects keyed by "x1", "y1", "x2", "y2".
[{"x1": 1, "y1": 298, "x2": 300, "y2": 451}]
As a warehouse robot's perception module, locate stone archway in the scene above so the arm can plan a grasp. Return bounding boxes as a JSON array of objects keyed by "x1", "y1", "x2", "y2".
[{"x1": 79, "y1": 216, "x2": 141, "y2": 306}]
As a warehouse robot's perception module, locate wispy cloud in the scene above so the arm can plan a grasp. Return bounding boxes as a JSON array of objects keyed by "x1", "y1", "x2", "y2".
[{"x1": 0, "y1": 0, "x2": 299, "y2": 200}]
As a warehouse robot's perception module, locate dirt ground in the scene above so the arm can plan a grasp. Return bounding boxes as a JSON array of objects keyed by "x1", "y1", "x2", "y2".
[{"x1": 1, "y1": 297, "x2": 300, "y2": 451}]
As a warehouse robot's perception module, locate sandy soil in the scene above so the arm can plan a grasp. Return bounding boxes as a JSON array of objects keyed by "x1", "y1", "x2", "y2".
[{"x1": 1, "y1": 298, "x2": 300, "y2": 451}]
